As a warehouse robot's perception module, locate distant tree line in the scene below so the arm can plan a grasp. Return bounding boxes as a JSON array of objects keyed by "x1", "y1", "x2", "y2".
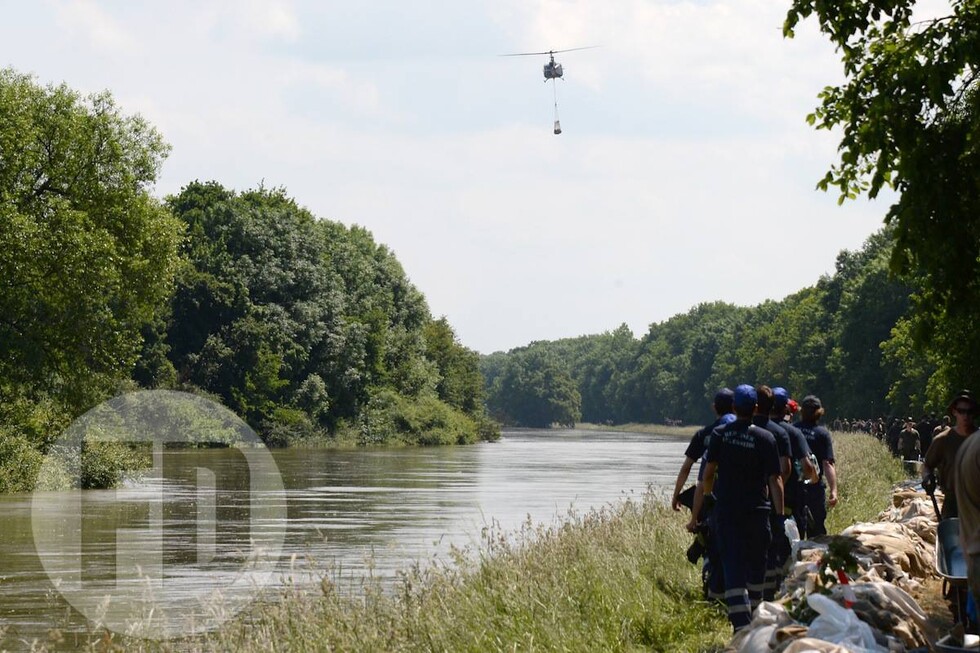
[
  {"x1": 0, "y1": 69, "x2": 494, "y2": 492},
  {"x1": 481, "y1": 227, "x2": 962, "y2": 427}
]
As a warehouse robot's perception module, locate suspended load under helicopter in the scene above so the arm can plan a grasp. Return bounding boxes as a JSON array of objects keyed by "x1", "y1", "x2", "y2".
[{"x1": 500, "y1": 46, "x2": 598, "y2": 135}]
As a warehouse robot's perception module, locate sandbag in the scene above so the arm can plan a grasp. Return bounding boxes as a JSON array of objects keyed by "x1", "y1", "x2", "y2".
[
  {"x1": 777, "y1": 637, "x2": 859, "y2": 652},
  {"x1": 841, "y1": 522, "x2": 933, "y2": 578}
]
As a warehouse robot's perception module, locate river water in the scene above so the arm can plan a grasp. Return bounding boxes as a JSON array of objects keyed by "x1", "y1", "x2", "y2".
[{"x1": 0, "y1": 428, "x2": 688, "y2": 646}]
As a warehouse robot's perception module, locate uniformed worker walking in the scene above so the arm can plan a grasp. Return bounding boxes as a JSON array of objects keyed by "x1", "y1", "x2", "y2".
[
  {"x1": 688, "y1": 384, "x2": 783, "y2": 632},
  {"x1": 794, "y1": 395, "x2": 838, "y2": 538},
  {"x1": 752, "y1": 386, "x2": 791, "y2": 600},
  {"x1": 772, "y1": 387, "x2": 818, "y2": 536},
  {"x1": 672, "y1": 388, "x2": 736, "y2": 600},
  {"x1": 671, "y1": 388, "x2": 735, "y2": 512}
]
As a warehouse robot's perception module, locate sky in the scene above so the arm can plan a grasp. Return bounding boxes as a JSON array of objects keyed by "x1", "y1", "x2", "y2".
[{"x1": 0, "y1": 0, "x2": 893, "y2": 354}]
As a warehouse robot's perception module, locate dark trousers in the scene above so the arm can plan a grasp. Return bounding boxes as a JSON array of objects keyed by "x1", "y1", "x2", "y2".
[
  {"x1": 705, "y1": 511, "x2": 725, "y2": 600},
  {"x1": 942, "y1": 490, "x2": 959, "y2": 519},
  {"x1": 785, "y1": 479, "x2": 805, "y2": 537},
  {"x1": 803, "y1": 483, "x2": 828, "y2": 538},
  {"x1": 717, "y1": 509, "x2": 771, "y2": 631},
  {"x1": 764, "y1": 513, "x2": 790, "y2": 600}
]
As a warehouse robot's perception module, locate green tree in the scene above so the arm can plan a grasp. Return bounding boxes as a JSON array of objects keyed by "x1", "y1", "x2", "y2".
[
  {"x1": 481, "y1": 230, "x2": 914, "y2": 424},
  {"x1": 162, "y1": 181, "x2": 487, "y2": 444},
  {"x1": 487, "y1": 349, "x2": 581, "y2": 428},
  {"x1": 423, "y1": 318, "x2": 484, "y2": 414},
  {"x1": 785, "y1": 0, "x2": 980, "y2": 407},
  {"x1": 881, "y1": 315, "x2": 936, "y2": 413},
  {"x1": 627, "y1": 302, "x2": 745, "y2": 424},
  {"x1": 570, "y1": 325, "x2": 637, "y2": 424},
  {"x1": 826, "y1": 230, "x2": 912, "y2": 416},
  {"x1": 0, "y1": 68, "x2": 182, "y2": 410}
]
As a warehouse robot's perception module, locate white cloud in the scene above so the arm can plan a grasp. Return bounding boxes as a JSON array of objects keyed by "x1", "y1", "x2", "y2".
[
  {"x1": 277, "y1": 60, "x2": 386, "y2": 117},
  {"x1": 193, "y1": 0, "x2": 301, "y2": 43},
  {"x1": 51, "y1": 0, "x2": 136, "y2": 53}
]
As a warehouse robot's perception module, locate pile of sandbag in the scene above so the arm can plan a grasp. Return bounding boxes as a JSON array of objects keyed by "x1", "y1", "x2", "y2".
[
  {"x1": 723, "y1": 485, "x2": 943, "y2": 652},
  {"x1": 839, "y1": 522, "x2": 934, "y2": 580}
]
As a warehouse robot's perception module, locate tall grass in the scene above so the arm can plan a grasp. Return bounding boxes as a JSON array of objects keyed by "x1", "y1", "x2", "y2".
[
  {"x1": 69, "y1": 497, "x2": 729, "y2": 653},
  {"x1": 39, "y1": 431, "x2": 902, "y2": 653},
  {"x1": 825, "y1": 431, "x2": 908, "y2": 534},
  {"x1": 208, "y1": 500, "x2": 731, "y2": 653}
]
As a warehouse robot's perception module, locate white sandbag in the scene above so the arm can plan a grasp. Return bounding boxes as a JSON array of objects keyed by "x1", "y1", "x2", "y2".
[{"x1": 736, "y1": 624, "x2": 777, "y2": 653}]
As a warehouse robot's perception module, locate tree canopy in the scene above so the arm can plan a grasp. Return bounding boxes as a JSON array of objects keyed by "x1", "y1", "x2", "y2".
[
  {"x1": 153, "y1": 181, "x2": 493, "y2": 445},
  {"x1": 785, "y1": 0, "x2": 980, "y2": 401},
  {"x1": 0, "y1": 68, "x2": 182, "y2": 410},
  {"x1": 484, "y1": 347, "x2": 582, "y2": 428}
]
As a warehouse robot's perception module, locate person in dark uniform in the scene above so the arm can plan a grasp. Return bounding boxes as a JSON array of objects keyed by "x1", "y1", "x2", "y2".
[
  {"x1": 689, "y1": 384, "x2": 783, "y2": 632},
  {"x1": 672, "y1": 390, "x2": 737, "y2": 600},
  {"x1": 671, "y1": 388, "x2": 735, "y2": 512},
  {"x1": 794, "y1": 395, "x2": 838, "y2": 538},
  {"x1": 886, "y1": 418, "x2": 903, "y2": 456},
  {"x1": 928, "y1": 416, "x2": 951, "y2": 458},
  {"x1": 753, "y1": 386, "x2": 791, "y2": 479},
  {"x1": 671, "y1": 389, "x2": 736, "y2": 601},
  {"x1": 756, "y1": 386, "x2": 814, "y2": 599},
  {"x1": 916, "y1": 414, "x2": 937, "y2": 456},
  {"x1": 772, "y1": 387, "x2": 818, "y2": 535}
]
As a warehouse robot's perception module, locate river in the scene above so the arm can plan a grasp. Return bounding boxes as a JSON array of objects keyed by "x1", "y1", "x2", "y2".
[{"x1": 0, "y1": 428, "x2": 689, "y2": 647}]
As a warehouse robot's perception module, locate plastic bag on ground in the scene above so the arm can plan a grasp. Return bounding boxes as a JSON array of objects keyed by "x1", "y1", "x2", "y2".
[{"x1": 805, "y1": 593, "x2": 887, "y2": 653}]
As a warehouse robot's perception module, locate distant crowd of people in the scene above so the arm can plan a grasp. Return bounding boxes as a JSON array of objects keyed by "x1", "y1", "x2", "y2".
[
  {"x1": 670, "y1": 385, "x2": 834, "y2": 632},
  {"x1": 830, "y1": 413, "x2": 962, "y2": 465}
]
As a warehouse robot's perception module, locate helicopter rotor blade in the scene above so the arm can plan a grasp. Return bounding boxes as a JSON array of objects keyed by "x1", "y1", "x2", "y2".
[
  {"x1": 550, "y1": 45, "x2": 601, "y2": 54},
  {"x1": 498, "y1": 51, "x2": 553, "y2": 57},
  {"x1": 498, "y1": 46, "x2": 600, "y2": 57}
]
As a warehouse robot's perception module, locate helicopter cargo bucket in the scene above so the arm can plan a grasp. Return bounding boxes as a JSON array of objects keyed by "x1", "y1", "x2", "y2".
[{"x1": 553, "y1": 120, "x2": 562, "y2": 135}]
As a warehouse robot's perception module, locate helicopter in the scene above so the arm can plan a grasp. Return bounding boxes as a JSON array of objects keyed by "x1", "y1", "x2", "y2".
[{"x1": 500, "y1": 46, "x2": 598, "y2": 134}]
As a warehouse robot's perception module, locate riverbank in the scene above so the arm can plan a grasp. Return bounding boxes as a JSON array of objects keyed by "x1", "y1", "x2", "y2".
[
  {"x1": 192, "y1": 494, "x2": 734, "y2": 653},
  {"x1": 577, "y1": 422, "x2": 699, "y2": 438},
  {"x1": 32, "y1": 431, "x2": 903, "y2": 652}
]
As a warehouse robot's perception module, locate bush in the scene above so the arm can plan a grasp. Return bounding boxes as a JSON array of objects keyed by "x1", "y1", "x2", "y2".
[
  {"x1": 0, "y1": 392, "x2": 72, "y2": 492},
  {"x1": 261, "y1": 407, "x2": 327, "y2": 447},
  {"x1": 0, "y1": 392, "x2": 71, "y2": 452},
  {"x1": 0, "y1": 432, "x2": 45, "y2": 493},
  {"x1": 358, "y1": 389, "x2": 481, "y2": 445},
  {"x1": 20, "y1": 436, "x2": 148, "y2": 491},
  {"x1": 80, "y1": 440, "x2": 149, "y2": 489},
  {"x1": 474, "y1": 412, "x2": 502, "y2": 442}
]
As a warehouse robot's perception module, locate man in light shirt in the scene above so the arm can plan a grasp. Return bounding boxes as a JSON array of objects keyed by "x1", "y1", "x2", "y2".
[{"x1": 952, "y1": 391, "x2": 980, "y2": 602}]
